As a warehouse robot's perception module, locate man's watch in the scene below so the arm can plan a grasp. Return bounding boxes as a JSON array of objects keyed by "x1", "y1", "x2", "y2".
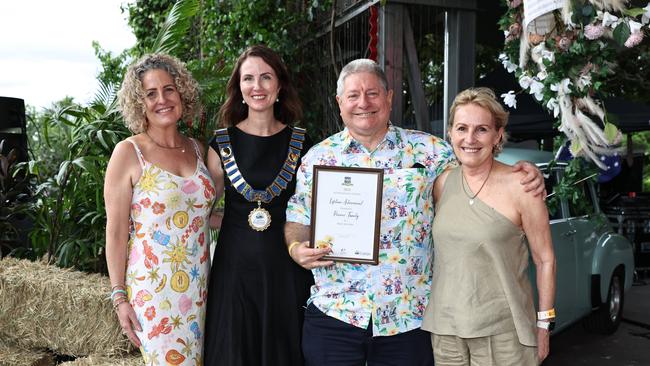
[{"x1": 536, "y1": 320, "x2": 555, "y2": 331}]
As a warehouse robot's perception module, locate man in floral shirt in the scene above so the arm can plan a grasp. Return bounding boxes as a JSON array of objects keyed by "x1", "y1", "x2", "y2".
[{"x1": 284, "y1": 59, "x2": 542, "y2": 365}]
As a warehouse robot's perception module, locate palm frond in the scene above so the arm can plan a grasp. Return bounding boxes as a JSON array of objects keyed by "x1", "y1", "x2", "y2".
[
  {"x1": 91, "y1": 80, "x2": 118, "y2": 108},
  {"x1": 151, "y1": 0, "x2": 200, "y2": 55}
]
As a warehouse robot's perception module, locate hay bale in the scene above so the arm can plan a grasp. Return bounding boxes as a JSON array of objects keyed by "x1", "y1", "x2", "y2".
[
  {"x1": 0, "y1": 258, "x2": 133, "y2": 357},
  {"x1": 0, "y1": 339, "x2": 54, "y2": 366},
  {"x1": 58, "y1": 354, "x2": 143, "y2": 366}
]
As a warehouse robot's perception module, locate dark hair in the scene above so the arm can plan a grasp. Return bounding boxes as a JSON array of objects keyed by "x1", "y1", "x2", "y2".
[{"x1": 218, "y1": 45, "x2": 302, "y2": 127}]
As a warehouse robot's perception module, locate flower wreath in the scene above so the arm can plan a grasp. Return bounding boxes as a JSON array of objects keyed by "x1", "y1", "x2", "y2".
[{"x1": 499, "y1": 0, "x2": 650, "y2": 169}]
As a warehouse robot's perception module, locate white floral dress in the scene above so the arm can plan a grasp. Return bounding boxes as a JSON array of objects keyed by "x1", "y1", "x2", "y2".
[{"x1": 125, "y1": 139, "x2": 215, "y2": 365}]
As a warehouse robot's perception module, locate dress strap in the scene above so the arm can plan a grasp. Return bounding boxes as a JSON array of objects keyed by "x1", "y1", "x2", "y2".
[
  {"x1": 189, "y1": 138, "x2": 201, "y2": 159},
  {"x1": 126, "y1": 139, "x2": 146, "y2": 169}
]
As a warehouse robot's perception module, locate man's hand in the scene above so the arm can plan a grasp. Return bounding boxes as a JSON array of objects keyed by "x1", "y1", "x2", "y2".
[
  {"x1": 289, "y1": 241, "x2": 334, "y2": 270},
  {"x1": 512, "y1": 160, "x2": 547, "y2": 198}
]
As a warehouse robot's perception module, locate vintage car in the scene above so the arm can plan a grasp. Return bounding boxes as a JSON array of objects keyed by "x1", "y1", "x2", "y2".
[{"x1": 497, "y1": 148, "x2": 635, "y2": 334}]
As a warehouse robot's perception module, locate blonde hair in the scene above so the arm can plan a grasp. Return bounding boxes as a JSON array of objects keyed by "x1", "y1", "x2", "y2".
[
  {"x1": 118, "y1": 53, "x2": 200, "y2": 134},
  {"x1": 448, "y1": 87, "x2": 509, "y2": 155}
]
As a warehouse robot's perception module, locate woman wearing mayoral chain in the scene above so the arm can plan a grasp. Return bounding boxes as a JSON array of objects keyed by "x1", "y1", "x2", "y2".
[{"x1": 203, "y1": 45, "x2": 314, "y2": 366}]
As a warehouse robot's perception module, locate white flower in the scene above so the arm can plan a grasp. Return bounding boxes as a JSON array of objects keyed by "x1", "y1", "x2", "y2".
[
  {"x1": 565, "y1": 12, "x2": 577, "y2": 29},
  {"x1": 550, "y1": 78, "x2": 572, "y2": 95},
  {"x1": 499, "y1": 53, "x2": 517, "y2": 73},
  {"x1": 601, "y1": 12, "x2": 620, "y2": 28},
  {"x1": 532, "y1": 43, "x2": 555, "y2": 63},
  {"x1": 518, "y1": 75, "x2": 534, "y2": 89},
  {"x1": 531, "y1": 44, "x2": 543, "y2": 60},
  {"x1": 629, "y1": 20, "x2": 643, "y2": 34},
  {"x1": 501, "y1": 91, "x2": 517, "y2": 109},
  {"x1": 576, "y1": 73, "x2": 592, "y2": 91},
  {"x1": 537, "y1": 69, "x2": 548, "y2": 80},
  {"x1": 529, "y1": 80, "x2": 545, "y2": 101},
  {"x1": 642, "y1": 3, "x2": 650, "y2": 24},
  {"x1": 541, "y1": 49, "x2": 555, "y2": 63},
  {"x1": 546, "y1": 98, "x2": 560, "y2": 118}
]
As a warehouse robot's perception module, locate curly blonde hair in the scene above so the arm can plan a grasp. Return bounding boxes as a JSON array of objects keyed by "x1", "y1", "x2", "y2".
[
  {"x1": 448, "y1": 87, "x2": 509, "y2": 156},
  {"x1": 118, "y1": 53, "x2": 201, "y2": 134}
]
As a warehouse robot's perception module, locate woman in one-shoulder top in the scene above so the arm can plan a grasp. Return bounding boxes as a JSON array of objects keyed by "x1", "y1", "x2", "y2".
[{"x1": 422, "y1": 87, "x2": 556, "y2": 366}]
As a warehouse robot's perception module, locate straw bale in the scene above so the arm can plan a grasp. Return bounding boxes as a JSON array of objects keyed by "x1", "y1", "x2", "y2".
[
  {"x1": 0, "y1": 258, "x2": 133, "y2": 357},
  {"x1": 58, "y1": 354, "x2": 143, "y2": 366},
  {"x1": 0, "y1": 339, "x2": 54, "y2": 366}
]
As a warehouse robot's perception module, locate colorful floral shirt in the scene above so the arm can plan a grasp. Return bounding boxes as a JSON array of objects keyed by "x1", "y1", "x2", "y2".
[{"x1": 286, "y1": 125, "x2": 456, "y2": 336}]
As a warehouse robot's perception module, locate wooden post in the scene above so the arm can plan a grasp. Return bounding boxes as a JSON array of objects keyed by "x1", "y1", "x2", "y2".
[
  {"x1": 379, "y1": 4, "x2": 404, "y2": 126},
  {"x1": 403, "y1": 8, "x2": 429, "y2": 132},
  {"x1": 443, "y1": 6, "x2": 476, "y2": 137}
]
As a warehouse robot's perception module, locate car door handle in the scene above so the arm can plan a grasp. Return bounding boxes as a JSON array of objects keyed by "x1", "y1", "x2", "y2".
[{"x1": 562, "y1": 230, "x2": 577, "y2": 237}]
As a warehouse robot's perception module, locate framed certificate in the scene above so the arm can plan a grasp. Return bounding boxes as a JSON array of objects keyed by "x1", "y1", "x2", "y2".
[{"x1": 309, "y1": 165, "x2": 383, "y2": 265}]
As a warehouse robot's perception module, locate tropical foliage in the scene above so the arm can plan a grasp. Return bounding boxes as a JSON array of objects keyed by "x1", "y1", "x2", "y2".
[
  {"x1": 17, "y1": 0, "x2": 328, "y2": 272},
  {"x1": 21, "y1": 86, "x2": 129, "y2": 271},
  {"x1": 16, "y1": 0, "x2": 649, "y2": 272}
]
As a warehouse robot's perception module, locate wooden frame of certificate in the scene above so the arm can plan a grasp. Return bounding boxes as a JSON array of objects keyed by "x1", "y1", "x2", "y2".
[{"x1": 309, "y1": 165, "x2": 383, "y2": 265}]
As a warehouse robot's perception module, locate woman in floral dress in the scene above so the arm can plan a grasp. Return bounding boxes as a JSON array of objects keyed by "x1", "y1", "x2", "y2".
[{"x1": 105, "y1": 53, "x2": 218, "y2": 365}]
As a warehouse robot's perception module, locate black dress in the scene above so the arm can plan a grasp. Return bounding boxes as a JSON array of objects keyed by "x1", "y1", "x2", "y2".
[{"x1": 204, "y1": 126, "x2": 314, "y2": 366}]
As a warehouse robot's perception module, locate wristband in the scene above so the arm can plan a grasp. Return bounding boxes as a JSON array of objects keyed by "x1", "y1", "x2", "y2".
[
  {"x1": 113, "y1": 297, "x2": 129, "y2": 310},
  {"x1": 110, "y1": 289, "x2": 128, "y2": 301},
  {"x1": 537, "y1": 308, "x2": 556, "y2": 320},
  {"x1": 536, "y1": 320, "x2": 555, "y2": 331},
  {"x1": 287, "y1": 241, "x2": 301, "y2": 256}
]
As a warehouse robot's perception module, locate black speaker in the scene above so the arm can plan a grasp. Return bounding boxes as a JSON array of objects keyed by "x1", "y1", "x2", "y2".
[{"x1": 0, "y1": 96, "x2": 28, "y2": 163}]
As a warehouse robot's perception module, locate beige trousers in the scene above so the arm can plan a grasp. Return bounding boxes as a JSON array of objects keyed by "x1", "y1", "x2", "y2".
[{"x1": 431, "y1": 331, "x2": 538, "y2": 366}]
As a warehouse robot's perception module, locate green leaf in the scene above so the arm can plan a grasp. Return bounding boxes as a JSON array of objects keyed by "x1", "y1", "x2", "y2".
[
  {"x1": 71, "y1": 157, "x2": 95, "y2": 172},
  {"x1": 56, "y1": 160, "x2": 72, "y2": 186},
  {"x1": 603, "y1": 123, "x2": 620, "y2": 144},
  {"x1": 623, "y1": 8, "x2": 646, "y2": 17},
  {"x1": 569, "y1": 140, "x2": 582, "y2": 156},
  {"x1": 613, "y1": 22, "x2": 631, "y2": 47},
  {"x1": 96, "y1": 130, "x2": 110, "y2": 150},
  {"x1": 151, "y1": 0, "x2": 200, "y2": 55}
]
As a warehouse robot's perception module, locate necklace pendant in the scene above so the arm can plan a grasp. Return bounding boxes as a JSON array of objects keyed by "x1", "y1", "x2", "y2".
[
  {"x1": 248, "y1": 201, "x2": 271, "y2": 231},
  {"x1": 469, "y1": 199, "x2": 475, "y2": 205}
]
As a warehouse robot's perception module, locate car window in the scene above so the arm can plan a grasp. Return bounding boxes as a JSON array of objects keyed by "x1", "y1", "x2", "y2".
[{"x1": 567, "y1": 181, "x2": 595, "y2": 217}]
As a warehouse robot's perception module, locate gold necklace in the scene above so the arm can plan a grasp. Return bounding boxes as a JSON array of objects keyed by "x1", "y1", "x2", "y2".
[
  {"x1": 461, "y1": 159, "x2": 493, "y2": 205},
  {"x1": 145, "y1": 131, "x2": 186, "y2": 153}
]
